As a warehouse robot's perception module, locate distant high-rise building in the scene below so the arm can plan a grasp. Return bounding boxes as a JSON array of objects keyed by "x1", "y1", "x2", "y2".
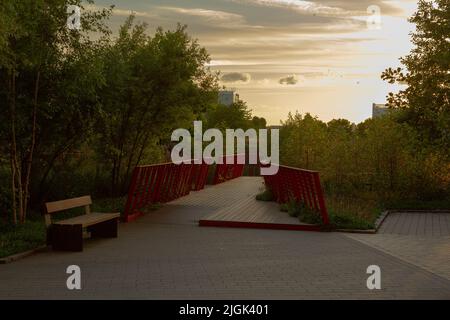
[
  {"x1": 218, "y1": 90, "x2": 239, "y2": 106},
  {"x1": 372, "y1": 103, "x2": 389, "y2": 118}
]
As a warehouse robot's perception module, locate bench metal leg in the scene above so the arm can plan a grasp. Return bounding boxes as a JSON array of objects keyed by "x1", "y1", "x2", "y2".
[
  {"x1": 50, "y1": 224, "x2": 83, "y2": 252},
  {"x1": 88, "y1": 219, "x2": 118, "y2": 238}
]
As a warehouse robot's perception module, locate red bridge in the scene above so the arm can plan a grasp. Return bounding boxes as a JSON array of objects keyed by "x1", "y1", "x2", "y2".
[{"x1": 123, "y1": 155, "x2": 329, "y2": 231}]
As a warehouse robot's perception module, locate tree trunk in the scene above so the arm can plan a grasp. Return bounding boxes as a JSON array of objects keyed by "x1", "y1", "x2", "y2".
[
  {"x1": 8, "y1": 69, "x2": 20, "y2": 224},
  {"x1": 21, "y1": 71, "x2": 40, "y2": 222},
  {"x1": 10, "y1": 149, "x2": 17, "y2": 225}
]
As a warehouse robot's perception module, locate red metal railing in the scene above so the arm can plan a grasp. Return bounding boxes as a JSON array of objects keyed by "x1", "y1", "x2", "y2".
[
  {"x1": 123, "y1": 156, "x2": 329, "y2": 225},
  {"x1": 123, "y1": 156, "x2": 245, "y2": 222},
  {"x1": 123, "y1": 163, "x2": 200, "y2": 222},
  {"x1": 244, "y1": 164, "x2": 260, "y2": 177},
  {"x1": 262, "y1": 165, "x2": 329, "y2": 225},
  {"x1": 190, "y1": 162, "x2": 210, "y2": 191},
  {"x1": 213, "y1": 154, "x2": 245, "y2": 185}
]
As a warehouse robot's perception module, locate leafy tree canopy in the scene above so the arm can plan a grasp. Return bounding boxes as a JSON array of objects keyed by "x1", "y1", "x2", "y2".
[{"x1": 382, "y1": 0, "x2": 450, "y2": 149}]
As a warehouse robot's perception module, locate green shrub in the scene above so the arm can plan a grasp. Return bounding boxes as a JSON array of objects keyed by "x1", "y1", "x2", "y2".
[
  {"x1": 279, "y1": 198, "x2": 322, "y2": 222},
  {"x1": 287, "y1": 199, "x2": 302, "y2": 217},
  {"x1": 299, "y1": 206, "x2": 323, "y2": 224},
  {"x1": 256, "y1": 189, "x2": 274, "y2": 202}
]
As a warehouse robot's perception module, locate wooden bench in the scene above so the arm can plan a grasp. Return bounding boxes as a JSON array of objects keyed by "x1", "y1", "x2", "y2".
[{"x1": 44, "y1": 196, "x2": 120, "y2": 252}]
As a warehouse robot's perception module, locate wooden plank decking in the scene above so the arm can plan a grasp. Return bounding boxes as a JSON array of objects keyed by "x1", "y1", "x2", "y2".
[{"x1": 199, "y1": 178, "x2": 321, "y2": 231}]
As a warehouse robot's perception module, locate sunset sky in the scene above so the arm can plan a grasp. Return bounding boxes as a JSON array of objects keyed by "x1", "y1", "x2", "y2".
[{"x1": 94, "y1": 0, "x2": 418, "y2": 125}]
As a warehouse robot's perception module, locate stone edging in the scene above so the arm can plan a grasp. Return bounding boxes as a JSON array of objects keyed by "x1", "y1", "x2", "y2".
[
  {"x1": 0, "y1": 245, "x2": 48, "y2": 264},
  {"x1": 335, "y1": 210, "x2": 389, "y2": 234},
  {"x1": 388, "y1": 209, "x2": 450, "y2": 213}
]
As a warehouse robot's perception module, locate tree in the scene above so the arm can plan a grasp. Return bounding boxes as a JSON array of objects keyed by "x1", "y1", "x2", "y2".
[
  {"x1": 96, "y1": 18, "x2": 219, "y2": 195},
  {"x1": 280, "y1": 112, "x2": 327, "y2": 170},
  {"x1": 206, "y1": 100, "x2": 254, "y2": 130},
  {"x1": 0, "y1": 0, "x2": 112, "y2": 223},
  {"x1": 382, "y1": 0, "x2": 450, "y2": 149},
  {"x1": 251, "y1": 116, "x2": 267, "y2": 129}
]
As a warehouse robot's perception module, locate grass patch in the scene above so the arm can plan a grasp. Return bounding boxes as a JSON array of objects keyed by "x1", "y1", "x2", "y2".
[
  {"x1": 328, "y1": 211, "x2": 375, "y2": 230},
  {"x1": 0, "y1": 219, "x2": 46, "y2": 259},
  {"x1": 325, "y1": 195, "x2": 380, "y2": 230}
]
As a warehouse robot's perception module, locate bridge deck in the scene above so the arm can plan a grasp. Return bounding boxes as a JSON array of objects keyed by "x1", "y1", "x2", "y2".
[
  {"x1": 138, "y1": 177, "x2": 318, "y2": 230},
  {"x1": 193, "y1": 177, "x2": 320, "y2": 231}
]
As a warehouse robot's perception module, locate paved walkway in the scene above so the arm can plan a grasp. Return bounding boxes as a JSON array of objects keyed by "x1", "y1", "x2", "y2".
[
  {"x1": 0, "y1": 178, "x2": 449, "y2": 299},
  {"x1": 346, "y1": 211, "x2": 450, "y2": 281},
  {"x1": 378, "y1": 211, "x2": 450, "y2": 237}
]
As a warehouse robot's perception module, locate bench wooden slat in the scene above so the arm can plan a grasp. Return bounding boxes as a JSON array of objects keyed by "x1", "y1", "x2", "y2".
[
  {"x1": 45, "y1": 195, "x2": 121, "y2": 251},
  {"x1": 46, "y1": 196, "x2": 92, "y2": 214},
  {"x1": 53, "y1": 212, "x2": 120, "y2": 227}
]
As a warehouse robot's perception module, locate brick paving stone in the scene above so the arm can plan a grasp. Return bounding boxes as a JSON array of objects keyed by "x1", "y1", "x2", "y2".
[{"x1": 346, "y1": 233, "x2": 450, "y2": 281}]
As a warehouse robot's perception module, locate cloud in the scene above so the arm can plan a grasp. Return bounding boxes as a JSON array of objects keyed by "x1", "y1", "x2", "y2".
[
  {"x1": 87, "y1": 0, "x2": 417, "y2": 124},
  {"x1": 232, "y1": 0, "x2": 353, "y2": 17},
  {"x1": 157, "y1": 6, "x2": 246, "y2": 24},
  {"x1": 86, "y1": 4, "x2": 156, "y2": 19},
  {"x1": 279, "y1": 74, "x2": 299, "y2": 85},
  {"x1": 221, "y1": 72, "x2": 252, "y2": 83}
]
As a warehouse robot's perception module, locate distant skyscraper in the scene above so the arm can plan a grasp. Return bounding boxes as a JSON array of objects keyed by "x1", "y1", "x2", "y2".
[
  {"x1": 372, "y1": 103, "x2": 389, "y2": 118},
  {"x1": 218, "y1": 90, "x2": 239, "y2": 106}
]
